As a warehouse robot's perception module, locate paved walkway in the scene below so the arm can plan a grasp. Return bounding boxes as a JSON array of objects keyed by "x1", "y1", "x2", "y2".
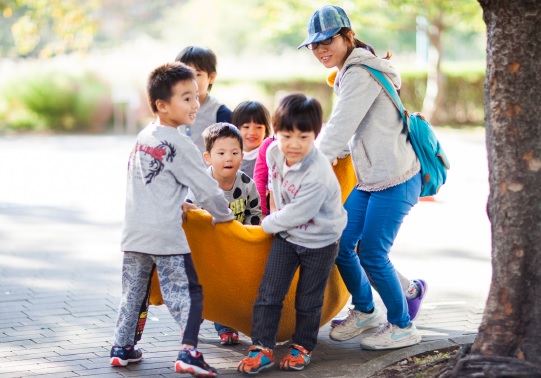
[{"x1": 0, "y1": 128, "x2": 490, "y2": 377}]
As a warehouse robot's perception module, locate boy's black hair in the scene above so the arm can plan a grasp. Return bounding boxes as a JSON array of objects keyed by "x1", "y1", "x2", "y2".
[
  {"x1": 231, "y1": 101, "x2": 272, "y2": 138},
  {"x1": 175, "y1": 46, "x2": 217, "y2": 92},
  {"x1": 147, "y1": 62, "x2": 195, "y2": 114},
  {"x1": 272, "y1": 93, "x2": 323, "y2": 136},
  {"x1": 203, "y1": 122, "x2": 243, "y2": 153}
]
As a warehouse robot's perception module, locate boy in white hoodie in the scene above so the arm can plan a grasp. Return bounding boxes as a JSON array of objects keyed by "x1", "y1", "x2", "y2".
[{"x1": 237, "y1": 94, "x2": 347, "y2": 375}]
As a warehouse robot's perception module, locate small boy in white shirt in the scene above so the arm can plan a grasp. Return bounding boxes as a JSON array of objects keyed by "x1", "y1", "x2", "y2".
[{"x1": 184, "y1": 122, "x2": 262, "y2": 345}]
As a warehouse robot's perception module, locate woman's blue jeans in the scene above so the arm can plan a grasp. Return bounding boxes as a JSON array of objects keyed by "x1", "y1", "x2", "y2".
[{"x1": 336, "y1": 173, "x2": 421, "y2": 328}]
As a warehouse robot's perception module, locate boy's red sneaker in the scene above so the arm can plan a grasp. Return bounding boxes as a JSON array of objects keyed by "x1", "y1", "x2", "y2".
[
  {"x1": 279, "y1": 344, "x2": 311, "y2": 371},
  {"x1": 237, "y1": 345, "x2": 274, "y2": 374},
  {"x1": 220, "y1": 331, "x2": 239, "y2": 345}
]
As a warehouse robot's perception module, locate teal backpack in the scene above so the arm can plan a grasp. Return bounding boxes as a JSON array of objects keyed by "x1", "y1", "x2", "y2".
[{"x1": 358, "y1": 64, "x2": 450, "y2": 197}]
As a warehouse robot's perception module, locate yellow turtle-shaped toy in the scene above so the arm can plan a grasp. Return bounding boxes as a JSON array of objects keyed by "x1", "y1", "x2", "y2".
[{"x1": 149, "y1": 156, "x2": 356, "y2": 342}]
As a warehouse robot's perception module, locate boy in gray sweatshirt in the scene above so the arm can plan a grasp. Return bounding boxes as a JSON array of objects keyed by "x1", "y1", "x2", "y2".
[
  {"x1": 110, "y1": 62, "x2": 233, "y2": 377},
  {"x1": 237, "y1": 94, "x2": 347, "y2": 375}
]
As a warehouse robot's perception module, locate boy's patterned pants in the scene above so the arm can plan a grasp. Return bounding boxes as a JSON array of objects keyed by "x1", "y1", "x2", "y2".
[{"x1": 112, "y1": 252, "x2": 203, "y2": 347}]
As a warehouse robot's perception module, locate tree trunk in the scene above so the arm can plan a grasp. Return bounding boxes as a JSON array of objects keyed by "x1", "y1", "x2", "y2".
[
  {"x1": 421, "y1": 17, "x2": 447, "y2": 125},
  {"x1": 446, "y1": 0, "x2": 541, "y2": 376}
]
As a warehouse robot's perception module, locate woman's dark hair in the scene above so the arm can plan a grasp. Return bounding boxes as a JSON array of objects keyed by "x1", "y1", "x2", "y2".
[
  {"x1": 231, "y1": 101, "x2": 272, "y2": 138},
  {"x1": 337, "y1": 27, "x2": 392, "y2": 60},
  {"x1": 272, "y1": 93, "x2": 323, "y2": 137},
  {"x1": 147, "y1": 62, "x2": 195, "y2": 114},
  {"x1": 203, "y1": 122, "x2": 243, "y2": 153},
  {"x1": 175, "y1": 46, "x2": 217, "y2": 91}
]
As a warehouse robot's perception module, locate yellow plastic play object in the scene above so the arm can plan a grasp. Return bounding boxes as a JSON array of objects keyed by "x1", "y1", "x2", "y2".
[{"x1": 149, "y1": 155, "x2": 356, "y2": 342}]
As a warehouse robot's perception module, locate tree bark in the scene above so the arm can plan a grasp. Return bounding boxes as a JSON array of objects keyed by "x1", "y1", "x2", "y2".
[
  {"x1": 452, "y1": 0, "x2": 541, "y2": 374},
  {"x1": 422, "y1": 17, "x2": 447, "y2": 125}
]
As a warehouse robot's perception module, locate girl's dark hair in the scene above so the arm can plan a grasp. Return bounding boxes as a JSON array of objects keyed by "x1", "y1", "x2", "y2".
[
  {"x1": 147, "y1": 62, "x2": 195, "y2": 114},
  {"x1": 272, "y1": 93, "x2": 323, "y2": 136},
  {"x1": 175, "y1": 46, "x2": 217, "y2": 91},
  {"x1": 231, "y1": 101, "x2": 272, "y2": 138},
  {"x1": 203, "y1": 122, "x2": 243, "y2": 153},
  {"x1": 337, "y1": 27, "x2": 392, "y2": 60}
]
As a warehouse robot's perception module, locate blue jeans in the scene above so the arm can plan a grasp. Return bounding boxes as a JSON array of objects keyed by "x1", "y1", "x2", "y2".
[
  {"x1": 214, "y1": 322, "x2": 236, "y2": 335},
  {"x1": 336, "y1": 173, "x2": 421, "y2": 328}
]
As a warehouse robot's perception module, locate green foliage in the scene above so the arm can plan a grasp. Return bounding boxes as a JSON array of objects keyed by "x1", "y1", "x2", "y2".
[
  {"x1": 392, "y1": 66, "x2": 485, "y2": 125},
  {"x1": 1, "y1": 0, "x2": 100, "y2": 58},
  {"x1": 259, "y1": 78, "x2": 334, "y2": 120},
  {"x1": 244, "y1": 66, "x2": 485, "y2": 126},
  {"x1": 248, "y1": 0, "x2": 483, "y2": 53},
  {"x1": 0, "y1": 69, "x2": 111, "y2": 132}
]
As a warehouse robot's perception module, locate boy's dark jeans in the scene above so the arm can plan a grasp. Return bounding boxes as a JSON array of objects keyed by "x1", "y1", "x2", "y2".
[{"x1": 251, "y1": 235, "x2": 339, "y2": 351}]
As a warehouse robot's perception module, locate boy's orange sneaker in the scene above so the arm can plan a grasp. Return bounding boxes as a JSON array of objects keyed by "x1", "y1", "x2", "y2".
[
  {"x1": 237, "y1": 345, "x2": 274, "y2": 374},
  {"x1": 280, "y1": 344, "x2": 311, "y2": 371}
]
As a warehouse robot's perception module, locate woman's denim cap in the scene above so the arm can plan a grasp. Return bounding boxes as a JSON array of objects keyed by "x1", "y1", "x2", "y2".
[{"x1": 298, "y1": 5, "x2": 351, "y2": 49}]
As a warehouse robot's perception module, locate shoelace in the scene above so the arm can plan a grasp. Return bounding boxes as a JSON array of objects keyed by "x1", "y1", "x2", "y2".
[
  {"x1": 340, "y1": 309, "x2": 359, "y2": 327},
  {"x1": 372, "y1": 322, "x2": 392, "y2": 337}
]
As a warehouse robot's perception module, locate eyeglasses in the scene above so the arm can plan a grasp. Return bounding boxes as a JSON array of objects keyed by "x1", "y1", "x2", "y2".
[{"x1": 306, "y1": 34, "x2": 340, "y2": 50}]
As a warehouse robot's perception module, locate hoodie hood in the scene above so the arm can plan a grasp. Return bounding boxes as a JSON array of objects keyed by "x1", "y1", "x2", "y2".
[{"x1": 338, "y1": 47, "x2": 401, "y2": 90}]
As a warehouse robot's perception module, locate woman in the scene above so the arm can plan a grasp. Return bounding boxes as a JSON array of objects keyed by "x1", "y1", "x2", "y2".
[{"x1": 299, "y1": 4, "x2": 423, "y2": 350}]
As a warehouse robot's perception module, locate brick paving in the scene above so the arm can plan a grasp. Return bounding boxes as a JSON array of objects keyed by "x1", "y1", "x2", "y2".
[{"x1": 0, "y1": 129, "x2": 490, "y2": 377}]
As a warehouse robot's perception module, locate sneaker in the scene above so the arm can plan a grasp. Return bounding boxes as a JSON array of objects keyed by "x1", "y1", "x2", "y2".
[
  {"x1": 407, "y1": 279, "x2": 427, "y2": 321},
  {"x1": 280, "y1": 344, "x2": 311, "y2": 371},
  {"x1": 329, "y1": 307, "x2": 385, "y2": 341},
  {"x1": 237, "y1": 345, "x2": 274, "y2": 375},
  {"x1": 220, "y1": 331, "x2": 239, "y2": 345},
  {"x1": 175, "y1": 349, "x2": 217, "y2": 377},
  {"x1": 110, "y1": 345, "x2": 142, "y2": 366},
  {"x1": 360, "y1": 322, "x2": 422, "y2": 350},
  {"x1": 330, "y1": 315, "x2": 347, "y2": 328}
]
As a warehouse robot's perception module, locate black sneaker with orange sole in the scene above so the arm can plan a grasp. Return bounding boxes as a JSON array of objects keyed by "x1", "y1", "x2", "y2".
[
  {"x1": 175, "y1": 349, "x2": 218, "y2": 377},
  {"x1": 110, "y1": 345, "x2": 143, "y2": 366}
]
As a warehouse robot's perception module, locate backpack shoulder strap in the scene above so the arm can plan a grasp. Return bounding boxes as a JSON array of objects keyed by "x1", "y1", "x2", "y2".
[{"x1": 346, "y1": 63, "x2": 410, "y2": 128}]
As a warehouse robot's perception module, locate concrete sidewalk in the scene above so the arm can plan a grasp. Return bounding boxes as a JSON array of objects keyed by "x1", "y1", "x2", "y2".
[{"x1": 0, "y1": 128, "x2": 490, "y2": 377}]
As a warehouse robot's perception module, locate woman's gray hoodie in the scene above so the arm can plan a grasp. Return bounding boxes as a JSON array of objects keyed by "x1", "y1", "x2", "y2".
[
  {"x1": 262, "y1": 142, "x2": 347, "y2": 248},
  {"x1": 317, "y1": 48, "x2": 420, "y2": 191}
]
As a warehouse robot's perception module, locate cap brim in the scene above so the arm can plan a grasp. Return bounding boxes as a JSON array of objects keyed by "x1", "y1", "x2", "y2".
[{"x1": 297, "y1": 27, "x2": 341, "y2": 49}]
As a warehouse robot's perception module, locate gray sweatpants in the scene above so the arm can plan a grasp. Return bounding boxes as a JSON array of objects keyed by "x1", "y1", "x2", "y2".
[{"x1": 112, "y1": 252, "x2": 203, "y2": 347}]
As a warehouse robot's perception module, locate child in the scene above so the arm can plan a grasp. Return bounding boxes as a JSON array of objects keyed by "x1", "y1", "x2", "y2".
[
  {"x1": 175, "y1": 46, "x2": 232, "y2": 154},
  {"x1": 253, "y1": 136, "x2": 275, "y2": 216},
  {"x1": 230, "y1": 101, "x2": 272, "y2": 178},
  {"x1": 110, "y1": 62, "x2": 233, "y2": 377},
  {"x1": 184, "y1": 122, "x2": 262, "y2": 345},
  {"x1": 237, "y1": 94, "x2": 347, "y2": 374}
]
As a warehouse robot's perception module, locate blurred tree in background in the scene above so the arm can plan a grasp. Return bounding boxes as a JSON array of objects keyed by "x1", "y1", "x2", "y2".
[
  {"x1": 249, "y1": 0, "x2": 483, "y2": 124},
  {"x1": 0, "y1": 0, "x2": 100, "y2": 57},
  {"x1": 0, "y1": 0, "x2": 486, "y2": 132},
  {"x1": 384, "y1": 0, "x2": 484, "y2": 124}
]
